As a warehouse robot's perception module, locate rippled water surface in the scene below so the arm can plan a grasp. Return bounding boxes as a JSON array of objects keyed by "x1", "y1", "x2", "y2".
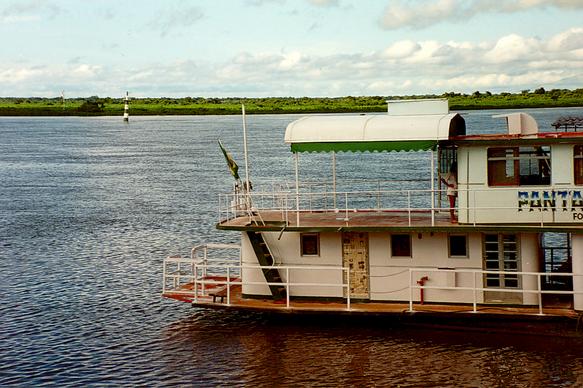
[{"x1": 1, "y1": 108, "x2": 583, "y2": 386}]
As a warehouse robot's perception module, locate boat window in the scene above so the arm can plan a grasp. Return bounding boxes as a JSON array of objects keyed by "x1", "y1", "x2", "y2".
[
  {"x1": 448, "y1": 234, "x2": 468, "y2": 258},
  {"x1": 575, "y1": 145, "x2": 583, "y2": 185},
  {"x1": 300, "y1": 233, "x2": 320, "y2": 256},
  {"x1": 487, "y1": 146, "x2": 551, "y2": 186},
  {"x1": 391, "y1": 234, "x2": 411, "y2": 258}
]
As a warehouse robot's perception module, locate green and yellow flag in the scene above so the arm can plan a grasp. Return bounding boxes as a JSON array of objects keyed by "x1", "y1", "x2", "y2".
[{"x1": 218, "y1": 139, "x2": 240, "y2": 180}]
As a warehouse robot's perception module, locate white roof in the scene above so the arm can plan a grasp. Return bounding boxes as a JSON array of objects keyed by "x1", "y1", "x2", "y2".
[{"x1": 284, "y1": 113, "x2": 462, "y2": 144}]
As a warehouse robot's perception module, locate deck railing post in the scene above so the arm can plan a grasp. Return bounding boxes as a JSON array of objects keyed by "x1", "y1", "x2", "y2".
[
  {"x1": 345, "y1": 192, "x2": 349, "y2": 222},
  {"x1": 409, "y1": 269, "x2": 414, "y2": 312},
  {"x1": 194, "y1": 262, "x2": 198, "y2": 303},
  {"x1": 472, "y1": 270, "x2": 477, "y2": 313},
  {"x1": 377, "y1": 181, "x2": 381, "y2": 211},
  {"x1": 407, "y1": 191, "x2": 411, "y2": 226},
  {"x1": 537, "y1": 273, "x2": 543, "y2": 315},
  {"x1": 286, "y1": 267, "x2": 290, "y2": 309},
  {"x1": 227, "y1": 266, "x2": 231, "y2": 306},
  {"x1": 346, "y1": 267, "x2": 351, "y2": 311}
]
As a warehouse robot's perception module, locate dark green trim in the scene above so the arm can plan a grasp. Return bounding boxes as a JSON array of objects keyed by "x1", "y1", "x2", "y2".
[{"x1": 290, "y1": 140, "x2": 438, "y2": 153}]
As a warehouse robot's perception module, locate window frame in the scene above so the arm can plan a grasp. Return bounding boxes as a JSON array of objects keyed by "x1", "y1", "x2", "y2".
[
  {"x1": 487, "y1": 146, "x2": 551, "y2": 187},
  {"x1": 448, "y1": 234, "x2": 468, "y2": 258},
  {"x1": 390, "y1": 234, "x2": 412, "y2": 258},
  {"x1": 300, "y1": 233, "x2": 320, "y2": 257}
]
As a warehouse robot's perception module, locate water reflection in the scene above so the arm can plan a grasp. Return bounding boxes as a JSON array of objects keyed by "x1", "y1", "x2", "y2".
[{"x1": 162, "y1": 310, "x2": 583, "y2": 386}]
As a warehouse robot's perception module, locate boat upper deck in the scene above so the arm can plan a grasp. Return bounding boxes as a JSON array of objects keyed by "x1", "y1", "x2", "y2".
[{"x1": 217, "y1": 209, "x2": 583, "y2": 232}]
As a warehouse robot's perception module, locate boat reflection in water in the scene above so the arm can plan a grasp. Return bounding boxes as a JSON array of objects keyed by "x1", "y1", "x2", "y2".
[{"x1": 160, "y1": 310, "x2": 583, "y2": 386}]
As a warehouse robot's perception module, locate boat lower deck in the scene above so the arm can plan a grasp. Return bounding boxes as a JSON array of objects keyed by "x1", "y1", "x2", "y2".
[{"x1": 163, "y1": 282, "x2": 580, "y2": 323}]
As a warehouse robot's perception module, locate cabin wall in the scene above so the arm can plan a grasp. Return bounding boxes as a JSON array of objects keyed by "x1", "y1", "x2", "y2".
[
  {"x1": 241, "y1": 232, "x2": 343, "y2": 297},
  {"x1": 458, "y1": 144, "x2": 583, "y2": 224},
  {"x1": 369, "y1": 232, "x2": 483, "y2": 303},
  {"x1": 242, "y1": 230, "x2": 544, "y2": 306}
]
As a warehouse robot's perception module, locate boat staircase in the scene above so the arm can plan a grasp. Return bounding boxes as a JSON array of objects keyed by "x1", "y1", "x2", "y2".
[{"x1": 246, "y1": 231, "x2": 286, "y2": 300}]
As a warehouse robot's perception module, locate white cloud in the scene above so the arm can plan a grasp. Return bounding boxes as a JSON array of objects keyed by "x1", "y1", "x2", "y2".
[
  {"x1": 379, "y1": 0, "x2": 583, "y2": 30},
  {"x1": 484, "y1": 34, "x2": 540, "y2": 63},
  {"x1": 1, "y1": 28, "x2": 581, "y2": 97},
  {"x1": 383, "y1": 40, "x2": 421, "y2": 59},
  {"x1": 547, "y1": 27, "x2": 583, "y2": 51}
]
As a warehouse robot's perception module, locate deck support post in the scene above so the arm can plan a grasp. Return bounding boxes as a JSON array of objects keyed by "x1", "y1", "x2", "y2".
[
  {"x1": 286, "y1": 267, "x2": 290, "y2": 308},
  {"x1": 332, "y1": 151, "x2": 337, "y2": 209},
  {"x1": 194, "y1": 262, "x2": 198, "y2": 303},
  {"x1": 294, "y1": 152, "x2": 300, "y2": 226},
  {"x1": 537, "y1": 273, "x2": 543, "y2": 315},
  {"x1": 346, "y1": 267, "x2": 351, "y2": 311},
  {"x1": 472, "y1": 270, "x2": 477, "y2": 313},
  {"x1": 430, "y1": 149, "x2": 435, "y2": 226},
  {"x1": 409, "y1": 269, "x2": 414, "y2": 312},
  {"x1": 227, "y1": 266, "x2": 231, "y2": 306}
]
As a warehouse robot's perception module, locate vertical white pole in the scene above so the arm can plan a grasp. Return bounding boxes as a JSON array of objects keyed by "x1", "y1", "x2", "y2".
[
  {"x1": 346, "y1": 268, "x2": 351, "y2": 311},
  {"x1": 537, "y1": 273, "x2": 543, "y2": 315},
  {"x1": 286, "y1": 267, "x2": 290, "y2": 308},
  {"x1": 242, "y1": 104, "x2": 250, "y2": 193},
  {"x1": 227, "y1": 266, "x2": 231, "y2": 306},
  {"x1": 430, "y1": 149, "x2": 435, "y2": 226},
  {"x1": 294, "y1": 152, "x2": 300, "y2": 226},
  {"x1": 472, "y1": 270, "x2": 477, "y2": 312},
  {"x1": 409, "y1": 269, "x2": 414, "y2": 312},
  {"x1": 332, "y1": 151, "x2": 337, "y2": 209}
]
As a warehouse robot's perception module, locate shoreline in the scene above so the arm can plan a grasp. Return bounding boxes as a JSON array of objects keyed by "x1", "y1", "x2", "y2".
[{"x1": 1, "y1": 91, "x2": 581, "y2": 116}]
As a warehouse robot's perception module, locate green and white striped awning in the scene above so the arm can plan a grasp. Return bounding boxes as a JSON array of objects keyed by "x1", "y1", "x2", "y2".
[{"x1": 284, "y1": 113, "x2": 465, "y2": 153}]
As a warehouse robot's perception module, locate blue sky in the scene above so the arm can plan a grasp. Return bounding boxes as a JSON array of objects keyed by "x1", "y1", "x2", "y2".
[{"x1": 1, "y1": 0, "x2": 582, "y2": 97}]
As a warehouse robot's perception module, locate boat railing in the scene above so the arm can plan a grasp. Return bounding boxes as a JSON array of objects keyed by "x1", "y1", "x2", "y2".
[
  {"x1": 218, "y1": 186, "x2": 573, "y2": 226},
  {"x1": 163, "y1": 257, "x2": 353, "y2": 310},
  {"x1": 164, "y1": 250, "x2": 583, "y2": 314}
]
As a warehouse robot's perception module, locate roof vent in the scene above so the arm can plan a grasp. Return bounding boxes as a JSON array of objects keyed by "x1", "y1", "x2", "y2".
[{"x1": 492, "y1": 112, "x2": 538, "y2": 135}]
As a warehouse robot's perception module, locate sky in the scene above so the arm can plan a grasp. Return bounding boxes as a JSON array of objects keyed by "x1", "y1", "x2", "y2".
[{"x1": 0, "y1": 0, "x2": 582, "y2": 98}]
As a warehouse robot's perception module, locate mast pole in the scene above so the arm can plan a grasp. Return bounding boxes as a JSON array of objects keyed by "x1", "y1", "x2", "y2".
[{"x1": 242, "y1": 104, "x2": 250, "y2": 193}]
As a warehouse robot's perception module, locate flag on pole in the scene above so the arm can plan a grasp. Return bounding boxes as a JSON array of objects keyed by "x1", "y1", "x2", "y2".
[{"x1": 218, "y1": 139, "x2": 240, "y2": 180}]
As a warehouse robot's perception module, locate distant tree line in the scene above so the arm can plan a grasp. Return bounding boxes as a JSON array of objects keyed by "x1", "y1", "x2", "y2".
[{"x1": 0, "y1": 88, "x2": 581, "y2": 116}]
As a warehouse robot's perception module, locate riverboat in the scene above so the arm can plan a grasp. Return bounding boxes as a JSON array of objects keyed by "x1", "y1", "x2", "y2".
[{"x1": 163, "y1": 99, "x2": 583, "y2": 335}]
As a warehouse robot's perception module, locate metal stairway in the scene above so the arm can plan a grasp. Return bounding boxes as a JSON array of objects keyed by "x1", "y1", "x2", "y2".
[{"x1": 246, "y1": 231, "x2": 286, "y2": 300}]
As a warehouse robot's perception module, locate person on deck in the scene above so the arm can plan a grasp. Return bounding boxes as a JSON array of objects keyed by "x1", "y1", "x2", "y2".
[{"x1": 441, "y1": 162, "x2": 458, "y2": 223}]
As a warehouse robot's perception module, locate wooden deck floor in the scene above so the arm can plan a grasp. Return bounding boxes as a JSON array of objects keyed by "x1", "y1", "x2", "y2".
[
  {"x1": 163, "y1": 284, "x2": 580, "y2": 320},
  {"x1": 219, "y1": 210, "x2": 458, "y2": 230}
]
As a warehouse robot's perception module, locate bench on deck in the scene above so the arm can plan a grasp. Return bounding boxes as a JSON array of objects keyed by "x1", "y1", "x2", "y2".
[{"x1": 209, "y1": 286, "x2": 229, "y2": 303}]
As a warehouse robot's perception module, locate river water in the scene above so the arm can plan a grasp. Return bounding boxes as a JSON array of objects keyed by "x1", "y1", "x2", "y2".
[{"x1": 1, "y1": 108, "x2": 583, "y2": 386}]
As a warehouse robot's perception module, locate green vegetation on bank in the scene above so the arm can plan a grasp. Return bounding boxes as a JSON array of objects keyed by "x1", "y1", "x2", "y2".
[{"x1": 0, "y1": 88, "x2": 581, "y2": 116}]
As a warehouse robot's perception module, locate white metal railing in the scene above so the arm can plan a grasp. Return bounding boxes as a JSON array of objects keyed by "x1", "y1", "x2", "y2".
[
  {"x1": 163, "y1": 247, "x2": 583, "y2": 315},
  {"x1": 218, "y1": 185, "x2": 583, "y2": 227},
  {"x1": 163, "y1": 256, "x2": 353, "y2": 310}
]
